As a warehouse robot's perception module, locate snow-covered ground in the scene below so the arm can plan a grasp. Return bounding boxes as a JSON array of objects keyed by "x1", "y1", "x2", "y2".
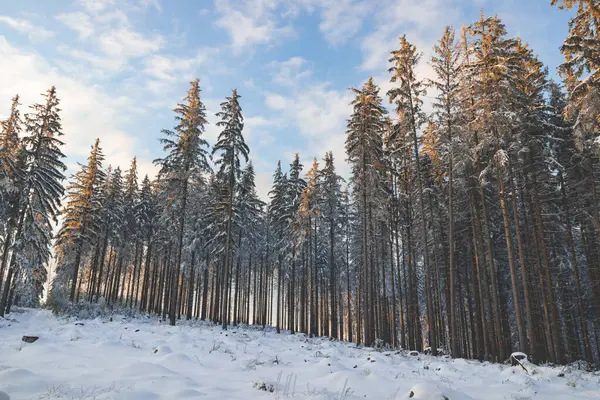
[{"x1": 1, "y1": 309, "x2": 599, "y2": 400}]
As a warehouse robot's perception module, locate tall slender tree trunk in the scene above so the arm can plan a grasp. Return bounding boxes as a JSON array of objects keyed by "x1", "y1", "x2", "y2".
[
  {"x1": 95, "y1": 230, "x2": 110, "y2": 302},
  {"x1": 497, "y1": 167, "x2": 526, "y2": 352},
  {"x1": 289, "y1": 243, "x2": 296, "y2": 334},
  {"x1": 221, "y1": 168, "x2": 235, "y2": 329},
  {"x1": 530, "y1": 175, "x2": 565, "y2": 364},
  {"x1": 169, "y1": 180, "x2": 188, "y2": 326},
  {"x1": 448, "y1": 137, "x2": 457, "y2": 357},
  {"x1": 560, "y1": 172, "x2": 593, "y2": 362},
  {"x1": 276, "y1": 250, "x2": 282, "y2": 333},
  {"x1": 329, "y1": 215, "x2": 337, "y2": 339},
  {"x1": 479, "y1": 183, "x2": 503, "y2": 361},
  {"x1": 69, "y1": 231, "x2": 85, "y2": 302}
]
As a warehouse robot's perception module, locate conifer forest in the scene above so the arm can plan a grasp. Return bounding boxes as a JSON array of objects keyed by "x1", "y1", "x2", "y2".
[{"x1": 3, "y1": 2, "x2": 600, "y2": 368}]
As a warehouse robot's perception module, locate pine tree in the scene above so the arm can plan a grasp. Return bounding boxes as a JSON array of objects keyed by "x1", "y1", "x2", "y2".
[
  {"x1": 212, "y1": 88, "x2": 249, "y2": 329},
  {"x1": 299, "y1": 157, "x2": 320, "y2": 337},
  {"x1": 104, "y1": 166, "x2": 125, "y2": 304},
  {"x1": 388, "y1": 35, "x2": 437, "y2": 355},
  {"x1": 12, "y1": 192, "x2": 53, "y2": 308},
  {"x1": 429, "y1": 25, "x2": 462, "y2": 357},
  {"x1": 1, "y1": 87, "x2": 66, "y2": 316},
  {"x1": 154, "y1": 78, "x2": 210, "y2": 326},
  {"x1": 87, "y1": 165, "x2": 115, "y2": 302},
  {"x1": 122, "y1": 157, "x2": 139, "y2": 308},
  {"x1": 138, "y1": 174, "x2": 157, "y2": 312},
  {"x1": 268, "y1": 161, "x2": 289, "y2": 333},
  {"x1": 552, "y1": 0, "x2": 600, "y2": 124},
  {"x1": 319, "y1": 151, "x2": 343, "y2": 338},
  {"x1": 287, "y1": 153, "x2": 305, "y2": 334},
  {"x1": 340, "y1": 187, "x2": 355, "y2": 342},
  {"x1": 234, "y1": 161, "x2": 265, "y2": 325},
  {"x1": 0, "y1": 95, "x2": 23, "y2": 294},
  {"x1": 346, "y1": 77, "x2": 387, "y2": 345},
  {"x1": 0, "y1": 95, "x2": 23, "y2": 201}
]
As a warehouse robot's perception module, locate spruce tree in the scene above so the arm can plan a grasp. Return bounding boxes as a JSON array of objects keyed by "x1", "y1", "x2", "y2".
[
  {"x1": 319, "y1": 151, "x2": 343, "y2": 338},
  {"x1": 345, "y1": 77, "x2": 387, "y2": 345},
  {"x1": 287, "y1": 153, "x2": 305, "y2": 334},
  {"x1": 212, "y1": 89, "x2": 249, "y2": 329},
  {"x1": 299, "y1": 157, "x2": 319, "y2": 337},
  {"x1": 552, "y1": 0, "x2": 600, "y2": 123},
  {"x1": 1, "y1": 87, "x2": 66, "y2": 316},
  {"x1": 0, "y1": 95, "x2": 23, "y2": 293},
  {"x1": 234, "y1": 161, "x2": 264, "y2": 325},
  {"x1": 269, "y1": 161, "x2": 290, "y2": 334},
  {"x1": 138, "y1": 174, "x2": 157, "y2": 311},
  {"x1": 388, "y1": 35, "x2": 438, "y2": 355},
  {"x1": 429, "y1": 26, "x2": 463, "y2": 358},
  {"x1": 154, "y1": 78, "x2": 210, "y2": 326},
  {"x1": 123, "y1": 157, "x2": 139, "y2": 308}
]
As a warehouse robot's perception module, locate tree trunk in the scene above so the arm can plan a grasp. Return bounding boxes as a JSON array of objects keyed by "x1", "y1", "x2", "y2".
[
  {"x1": 497, "y1": 168, "x2": 526, "y2": 352},
  {"x1": 329, "y1": 215, "x2": 337, "y2": 338},
  {"x1": 169, "y1": 180, "x2": 188, "y2": 326},
  {"x1": 407, "y1": 93, "x2": 436, "y2": 355}
]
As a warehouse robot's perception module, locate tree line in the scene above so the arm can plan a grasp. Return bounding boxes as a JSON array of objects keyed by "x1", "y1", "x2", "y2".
[{"x1": 1, "y1": 3, "x2": 600, "y2": 366}]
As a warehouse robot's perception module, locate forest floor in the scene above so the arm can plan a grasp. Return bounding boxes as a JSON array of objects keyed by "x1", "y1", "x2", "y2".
[{"x1": 0, "y1": 309, "x2": 599, "y2": 400}]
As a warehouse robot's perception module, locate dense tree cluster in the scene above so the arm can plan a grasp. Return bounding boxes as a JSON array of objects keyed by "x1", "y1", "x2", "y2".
[{"x1": 2, "y1": 6, "x2": 600, "y2": 367}]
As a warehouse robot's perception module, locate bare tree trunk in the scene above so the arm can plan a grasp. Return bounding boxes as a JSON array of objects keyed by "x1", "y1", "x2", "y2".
[
  {"x1": 478, "y1": 183, "x2": 503, "y2": 361},
  {"x1": 329, "y1": 215, "x2": 337, "y2": 338},
  {"x1": 530, "y1": 175, "x2": 565, "y2": 364},
  {"x1": 497, "y1": 168, "x2": 526, "y2": 352},
  {"x1": 289, "y1": 244, "x2": 296, "y2": 334}
]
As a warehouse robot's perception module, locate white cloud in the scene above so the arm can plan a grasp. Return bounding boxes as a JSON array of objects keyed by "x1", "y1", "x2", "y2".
[
  {"x1": 214, "y1": 0, "x2": 296, "y2": 54},
  {"x1": 305, "y1": 0, "x2": 372, "y2": 45},
  {"x1": 265, "y1": 93, "x2": 288, "y2": 110},
  {"x1": 138, "y1": 0, "x2": 162, "y2": 12},
  {"x1": 99, "y1": 28, "x2": 164, "y2": 58},
  {"x1": 213, "y1": 0, "x2": 372, "y2": 51},
  {"x1": 56, "y1": 12, "x2": 94, "y2": 39},
  {"x1": 143, "y1": 49, "x2": 216, "y2": 82},
  {"x1": 93, "y1": 9, "x2": 129, "y2": 25},
  {"x1": 79, "y1": 0, "x2": 115, "y2": 14},
  {"x1": 269, "y1": 56, "x2": 312, "y2": 87},
  {"x1": 57, "y1": 46, "x2": 126, "y2": 72},
  {"x1": 53, "y1": 1, "x2": 168, "y2": 78},
  {"x1": 0, "y1": 16, "x2": 54, "y2": 42},
  {"x1": 244, "y1": 115, "x2": 277, "y2": 144}
]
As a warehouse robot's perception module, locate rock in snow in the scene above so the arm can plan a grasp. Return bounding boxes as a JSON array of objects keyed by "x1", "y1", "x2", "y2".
[{"x1": 20, "y1": 335, "x2": 38, "y2": 343}]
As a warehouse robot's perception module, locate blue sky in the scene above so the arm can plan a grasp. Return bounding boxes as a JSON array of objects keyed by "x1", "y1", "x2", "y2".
[{"x1": 0, "y1": 0, "x2": 572, "y2": 198}]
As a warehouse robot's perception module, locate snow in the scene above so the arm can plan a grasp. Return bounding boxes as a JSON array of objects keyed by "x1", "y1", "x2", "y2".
[
  {"x1": 0, "y1": 309, "x2": 599, "y2": 400},
  {"x1": 406, "y1": 382, "x2": 474, "y2": 399},
  {"x1": 510, "y1": 352, "x2": 528, "y2": 358},
  {"x1": 510, "y1": 352, "x2": 528, "y2": 361}
]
